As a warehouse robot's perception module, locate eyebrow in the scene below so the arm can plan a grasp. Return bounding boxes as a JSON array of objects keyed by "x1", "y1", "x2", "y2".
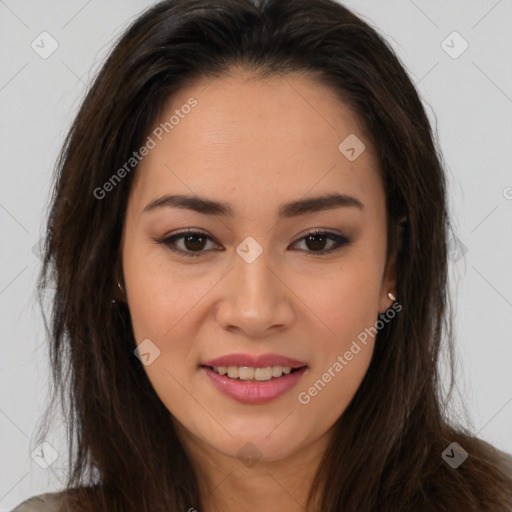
[{"x1": 142, "y1": 192, "x2": 364, "y2": 218}]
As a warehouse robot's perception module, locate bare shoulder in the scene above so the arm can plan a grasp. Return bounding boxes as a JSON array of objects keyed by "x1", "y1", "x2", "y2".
[{"x1": 11, "y1": 491, "x2": 68, "y2": 512}]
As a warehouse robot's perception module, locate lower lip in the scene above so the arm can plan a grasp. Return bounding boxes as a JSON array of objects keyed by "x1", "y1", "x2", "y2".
[{"x1": 201, "y1": 366, "x2": 308, "y2": 404}]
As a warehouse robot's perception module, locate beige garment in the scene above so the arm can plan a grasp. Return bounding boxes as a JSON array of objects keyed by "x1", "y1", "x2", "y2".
[{"x1": 11, "y1": 491, "x2": 67, "y2": 512}]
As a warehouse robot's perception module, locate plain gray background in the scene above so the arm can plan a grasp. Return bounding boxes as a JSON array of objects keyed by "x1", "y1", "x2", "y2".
[{"x1": 1, "y1": 0, "x2": 511, "y2": 509}]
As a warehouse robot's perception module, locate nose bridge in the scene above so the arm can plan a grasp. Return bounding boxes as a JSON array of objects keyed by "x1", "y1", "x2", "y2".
[
  {"x1": 233, "y1": 241, "x2": 276, "y2": 312},
  {"x1": 217, "y1": 238, "x2": 293, "y2": 334}
]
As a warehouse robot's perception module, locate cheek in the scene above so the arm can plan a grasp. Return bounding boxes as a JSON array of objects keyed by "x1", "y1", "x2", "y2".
[
  {"x1": 297, "y1": 286, "x2": 378, "y2": 426},
  {"x1": 306, "y1": 260, "x2": 383, "y2": 342},
  {"x1": 122, "y1": 241, "x2": 202, "y2": 406},
  {"x1": 295, "y1": 262, "x2": 381, "y2": 419},
  {"x1": 298, "y1": 340, "x2": 374, "y2": 432},
  {"x1": 123, "y1": 238, "x2": 209, "y2": 342},
  {"x1": 125, "y1": 270, "x2": 200, "y2": 419},
  {"x1": 126, "y1": 277, "x2": 202, "y2": 379}
]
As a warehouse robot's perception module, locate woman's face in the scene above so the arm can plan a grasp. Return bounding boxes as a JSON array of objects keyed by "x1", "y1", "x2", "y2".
[{"x1": 121, "y1": 69, "x2": 396, "y2": 465}]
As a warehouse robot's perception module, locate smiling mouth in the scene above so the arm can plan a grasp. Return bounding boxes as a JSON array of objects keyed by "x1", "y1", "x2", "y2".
[{"x1": 201, "y1": 365, "x2": 307, "y2": 381}]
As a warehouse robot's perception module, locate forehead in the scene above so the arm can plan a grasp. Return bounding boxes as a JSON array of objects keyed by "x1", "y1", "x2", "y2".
[{"x1": 129, "y1": 69, "x2": 383, "y2": 219}]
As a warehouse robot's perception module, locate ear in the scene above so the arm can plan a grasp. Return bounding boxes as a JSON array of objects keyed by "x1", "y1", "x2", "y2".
[{"x1": 378, "y1": 215, "x2": 406, "y2": 314}]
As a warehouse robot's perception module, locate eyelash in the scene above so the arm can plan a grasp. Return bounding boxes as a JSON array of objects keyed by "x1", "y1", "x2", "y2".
[{"x1": 155, "y1": 229, "x2": 351, "y2": 258}]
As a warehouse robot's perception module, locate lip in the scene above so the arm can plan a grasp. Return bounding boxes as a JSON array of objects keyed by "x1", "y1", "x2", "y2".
[
  {"x1": 201, "y1": 365, "x2": 308, "y2": 404},
  {"x1": 201, "y1": 352, "x2": 308, "y2": 369}
]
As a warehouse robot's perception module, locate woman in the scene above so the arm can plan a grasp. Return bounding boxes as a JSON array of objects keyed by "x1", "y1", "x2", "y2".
[{"x1": 12, "y1": 0, "x2": 512, "y2": 510}]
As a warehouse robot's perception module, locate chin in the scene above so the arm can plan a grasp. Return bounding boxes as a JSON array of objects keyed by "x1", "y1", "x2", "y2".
[{"x1": 199, "y1": 421, "x2": 310, "y2": 464}]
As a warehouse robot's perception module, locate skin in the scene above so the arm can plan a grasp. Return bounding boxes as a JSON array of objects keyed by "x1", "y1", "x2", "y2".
[{"x1": 121, "y1": 68, "x2": 397, "y2": 512}]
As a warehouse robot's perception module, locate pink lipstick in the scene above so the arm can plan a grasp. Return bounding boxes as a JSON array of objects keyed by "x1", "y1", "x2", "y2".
[{"x1": 201, "y1": 352, "x2": 308, "y2": 404}]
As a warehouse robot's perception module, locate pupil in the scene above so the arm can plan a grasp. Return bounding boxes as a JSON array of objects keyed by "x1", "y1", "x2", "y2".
[
  {"x1": 306, "y1": 234, "x2": 326, "y2": 251},
  {"x1": 185, "y1": 234, "x2": 206, "y2": 251}
]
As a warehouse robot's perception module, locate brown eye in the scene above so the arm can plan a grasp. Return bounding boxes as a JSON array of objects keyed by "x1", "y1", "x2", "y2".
[
  {"x1": 157, "y1": 230, "x2": 220, "y2": 258},
  {"x1": 304, "y1": 233, "x2": 329, "y2": 251},
  {"x1": 291, "y1": 230, "x2": 351, "y2": 254},
  {"x1": 181, "y1": 233, "x2": 208, "y2": 252}
]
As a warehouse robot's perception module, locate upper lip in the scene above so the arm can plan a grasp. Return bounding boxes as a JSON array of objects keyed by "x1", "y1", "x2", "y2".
[{"x1": 201, "y1": 353, "x2": 308, "y2": 369}]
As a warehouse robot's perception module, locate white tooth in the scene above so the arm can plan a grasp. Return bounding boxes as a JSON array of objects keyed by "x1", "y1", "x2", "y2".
[
  {"x1": 238, "y1": 367, "x2": 255, "y2": 380},
  {"x1": 227, "y1": 366, "x2": 239, "y2": 379},
  {"x1": 272, "y1": 365, "x2": 283, "y2": 377},
  {"x1": 254, "y1": 367, "x2": 273, "y2": 381},
  {"x1": 213, "y1": 365, "x2": 298, "y2": 380}
]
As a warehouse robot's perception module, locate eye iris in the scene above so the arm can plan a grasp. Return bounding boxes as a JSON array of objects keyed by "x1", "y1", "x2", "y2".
[
  {"x1": 184, "y1": 234, "x2": 206, "y2": 251},
  {"x1": 305, "y1": 234, "x2": 327, "y2": 251}
]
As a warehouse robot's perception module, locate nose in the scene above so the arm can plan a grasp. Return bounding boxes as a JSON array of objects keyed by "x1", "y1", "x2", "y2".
[{"x1": 215, "y1": 246, "x2": 295, "y2": 338}]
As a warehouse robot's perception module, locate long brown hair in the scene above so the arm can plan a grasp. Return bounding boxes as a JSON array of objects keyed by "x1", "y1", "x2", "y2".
[{"x1": 35, "y1": 0, "x2": 512, "y2": 510}]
